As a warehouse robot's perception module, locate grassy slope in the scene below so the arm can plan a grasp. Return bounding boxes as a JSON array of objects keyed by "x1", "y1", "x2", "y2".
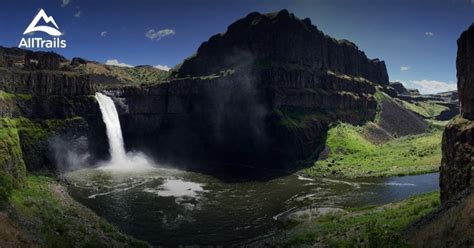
[
  {"x1": 300, "y1": 90, "x2": 444, "y2": 178},
  {"x1": 399, "y1": 100, "x2": 448, "y2": 119},
  {"x1": 8, "y1": 176, "x2": 149, "y2": 248},
  {"x1": 303, "y1": 123, "x2": 442, "y2": 177},
  {"x1": 277, "y1": 192, "x2": 440, "y2": 247},
  {"x1": 75, "y1": 63, "x2": 171, "y2": 85},
  {"x1": 0, "y1": 113, "x2": 148, "y2": 247}
]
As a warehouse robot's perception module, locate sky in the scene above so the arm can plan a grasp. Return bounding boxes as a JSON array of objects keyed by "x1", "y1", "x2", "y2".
[{"x1": 0, "y1": 0, "x2": 473, "y2": 94}]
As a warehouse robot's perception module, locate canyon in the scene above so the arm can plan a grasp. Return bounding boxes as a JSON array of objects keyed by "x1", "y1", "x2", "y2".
[{"x1": 0, "y1": 9, "x2": 469, "y2": 247}]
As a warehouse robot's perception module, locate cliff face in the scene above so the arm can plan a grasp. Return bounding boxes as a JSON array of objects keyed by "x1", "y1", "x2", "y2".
[
  {"x1": 440, "y1": 25, "x2": 473, "y2": 203},
  {"x1": 175, "y1": 10, "x2": 388, "y2": 86},
  {"x1": 457, "y1": 25, "x2": 474, "y2": 119},
  {"x1": 0, "y1": 49, "x2": 107, "y2": 174},
  {"x1": 116, "y1": 10, "x2": 386, "y2": 167},
  {"x1": 0, "y1": 69, "x2": 95, "y2": 96}
]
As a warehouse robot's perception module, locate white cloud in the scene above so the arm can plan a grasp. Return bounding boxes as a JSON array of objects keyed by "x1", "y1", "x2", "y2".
[
  {"x1": 74, "y1": 10, "x2": 82, "y2": 18},
  {"x1": 145, "y1": 28, "x2": 176, "y2": 41},
  {"x1": 61, "y1": 0, "x2": 70, "y2": 7},
  {"x1": 154, "y1": 64, "x2": 171, "y2": 71},
  {"x1": 398, "y1": 79, "x2": 457, "y2": 94},
  {"x1": 105, "y1": 59, "x2": 133, "y2": 68},
  {"x1": 425, "y1": 32, "x2": 434, "y2": 36},
  {"x1": 100, "y1": 31, "x2": 107, "y2": 37},
  {"x1": 400, "y1": 66, "x2": 410, "y2": 71}
]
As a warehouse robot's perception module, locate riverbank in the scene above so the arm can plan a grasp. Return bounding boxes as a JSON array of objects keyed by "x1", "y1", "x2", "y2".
[
  {"x1": 0, "y1": 175, "x2": 148, "y2": 247},
  {"x1": 257, "y1": 191, "x2": 440, "y2": 247},
  {"x1": 301, "y1": 122, "x2": 443, "y2": 178}
]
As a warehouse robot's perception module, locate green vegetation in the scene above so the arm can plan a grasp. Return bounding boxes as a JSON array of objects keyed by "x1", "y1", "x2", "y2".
[
  {"x1": 0, "y1": 90, "x2": 14, "y2": 100},
  {"x1": 304, "y1": 123, "x2": 442, "y2": 177},
  {"x1": 9, "y1": 176, "x2": 149, "y2": 247},
  {"x1": 279, "y1": 192, "x2": 440, "y2": 247},
  {"x1": 274, "y1": 108, "x2": 330, "y2": 129},
  {"x1": 400, "y1": 100, "x2": 448, "y2": 119},
  {"x1": 0, "y1": 172, "x2": 15, "y2": 204},
  {"x1": 0, "y1": 118, "x2": 27, "y2": 182},
  {"x1": 75, "y1": 63, "x2": 171, "y2": 85}
]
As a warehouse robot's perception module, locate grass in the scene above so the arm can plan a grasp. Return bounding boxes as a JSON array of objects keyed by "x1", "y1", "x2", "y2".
[
  {"x1": 75, "y1": 63, "x2": 171, "y2": 85},
  {"x1": 0, "y1": 118, "x2": 27, "y2": 182},
  {"x1": 9, "y1": 175, "x2": 149, "y2": 247},
  {"x1": 0, "y1": 90, "x2": 32, "y2": 101},
  {"x1": 278, "y1": 191, "x2": 440, "y2": 247},
  {"x1": 400, "y1": 100, "x2": 448, "y2": 119},
  {"x1": 303, "y1": 123, "x2": 442, "y2": 178}
]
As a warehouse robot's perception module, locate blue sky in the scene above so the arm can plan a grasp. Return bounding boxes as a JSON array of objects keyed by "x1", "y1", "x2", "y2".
[{"x1": 0, "y1": 0, "x2": 473, "y2": 93}]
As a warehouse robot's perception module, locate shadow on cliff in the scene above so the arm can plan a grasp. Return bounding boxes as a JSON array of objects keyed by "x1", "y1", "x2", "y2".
[{"x1": 118, "y1": 51, "x2": 329, "y2": 182}]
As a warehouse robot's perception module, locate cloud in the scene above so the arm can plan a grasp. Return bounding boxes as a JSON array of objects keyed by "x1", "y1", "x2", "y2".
[
  {"x1": 145, "y1": 28, "x2": 176, "y2": 41},
  {"x1": 425, "y1": 32, "x2": 434, "y2": 36},
  {"x1": 400, "y1": 66, "x2": 410, "y2": 71},
  {"x1": 61, "y1": 0, "x2": 70, "y2": 7},
  {"x1": 100, "y1": 31, "x2": 107, "y2": 37},
  {"x1": 398, "y1": 79, "x2": 457, "y2": 94},
  {"x1": 74, "y1": 10, "x2": 82, "y2": 18},
  {"x1": 105, "y1": 59, "x2": 133, "y2": 68},
  {"x1": 154, "y1": 64, "x2": 171, "y2": 71}
]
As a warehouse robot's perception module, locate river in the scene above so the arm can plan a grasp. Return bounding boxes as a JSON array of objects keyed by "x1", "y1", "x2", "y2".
[{"x1": 64, "y1": 166, "x2": 438, "y2": 246}]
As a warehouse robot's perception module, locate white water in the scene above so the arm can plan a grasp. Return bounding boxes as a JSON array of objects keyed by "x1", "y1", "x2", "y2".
[
  {"x1": 95, "y1": 92, "x2": 154, "y2": 171},
  {"x1": 95, "y1": 92, "x2": 126, "y2": 161}
]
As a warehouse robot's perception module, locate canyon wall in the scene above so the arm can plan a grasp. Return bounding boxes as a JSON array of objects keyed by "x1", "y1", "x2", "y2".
[
  {"x1": 440, "y1": 25, "x2": 474, "y2": 202},
  {"x1": 0, "y1": 52, "x2": 107, "y2": 174},
  {"x1": 116, "y1": 10, "x2": 386, "y2": 167},
  {"x1": 1, "y1": 10, "x2": 392, "y2": 171}
]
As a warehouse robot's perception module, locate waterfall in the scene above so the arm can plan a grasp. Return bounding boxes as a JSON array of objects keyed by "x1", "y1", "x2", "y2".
[
  {"x1": 95, "y1": 92, "x2": 154, "y2": 171},
  {"x1": 95, "y1": 92, "x2": 126, "y2": 162}
]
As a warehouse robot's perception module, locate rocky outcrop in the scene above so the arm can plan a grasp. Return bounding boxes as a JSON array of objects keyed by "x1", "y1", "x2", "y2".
[
  {"x1": 440, "y1": 117, "x2": 473, "y2": 202},
  {"x1": 0, "y1": 69, "x2": 95, "y2": 96},
  {"x1": 457, "y1": 24, "x2": 474, "y2": 119},
  {"x1": 390, "y1": 82, "x2": 410, "y2": 95},
  {"x1": 175, "y1": 10, "x2": 388, "y2": 86},
  {"x1": 440, "y1": 25, "x2": 474, "y2": 203}
]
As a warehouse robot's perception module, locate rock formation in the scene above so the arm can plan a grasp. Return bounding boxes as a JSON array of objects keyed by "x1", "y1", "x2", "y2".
[
  {"x1": 457, "y1": 24, "x2": 474, "y2": 119},
  {"x1": 440, "y1": 25, "x2": 474, "y2": 203},
  {"x1": 116, "y1": 10, "x2": 388, "y2": 167},
  {"x1": 0, "y1": 47, "x2": 107, "y2": 173},
  {"x1": 174, "y1": 10, "x2": 389, "y2": 86},
  {"x1": 389, "y1": 82, "x2": 410, "y2": 95}
]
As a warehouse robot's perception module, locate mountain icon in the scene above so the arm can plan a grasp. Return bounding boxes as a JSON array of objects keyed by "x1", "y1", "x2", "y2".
[{"x1": 23, "y1": 9, "x2": 62, "y2": 36}]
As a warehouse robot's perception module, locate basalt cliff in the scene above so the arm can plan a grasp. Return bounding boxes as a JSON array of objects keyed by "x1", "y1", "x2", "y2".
[
  {"x1": 0, "y1": 10, "x2": 444, "y2": 174},
  {"x1": 405, "y1": 24, "x2": 474, "y2": 247},
  {"x1": 115, "y1": 10, "x2": 394, "y2": 167}
]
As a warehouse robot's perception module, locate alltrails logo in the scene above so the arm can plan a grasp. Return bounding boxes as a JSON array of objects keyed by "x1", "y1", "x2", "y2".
[{"x1": 18, "y1": 9, "x2": 67, "y2": 49}]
